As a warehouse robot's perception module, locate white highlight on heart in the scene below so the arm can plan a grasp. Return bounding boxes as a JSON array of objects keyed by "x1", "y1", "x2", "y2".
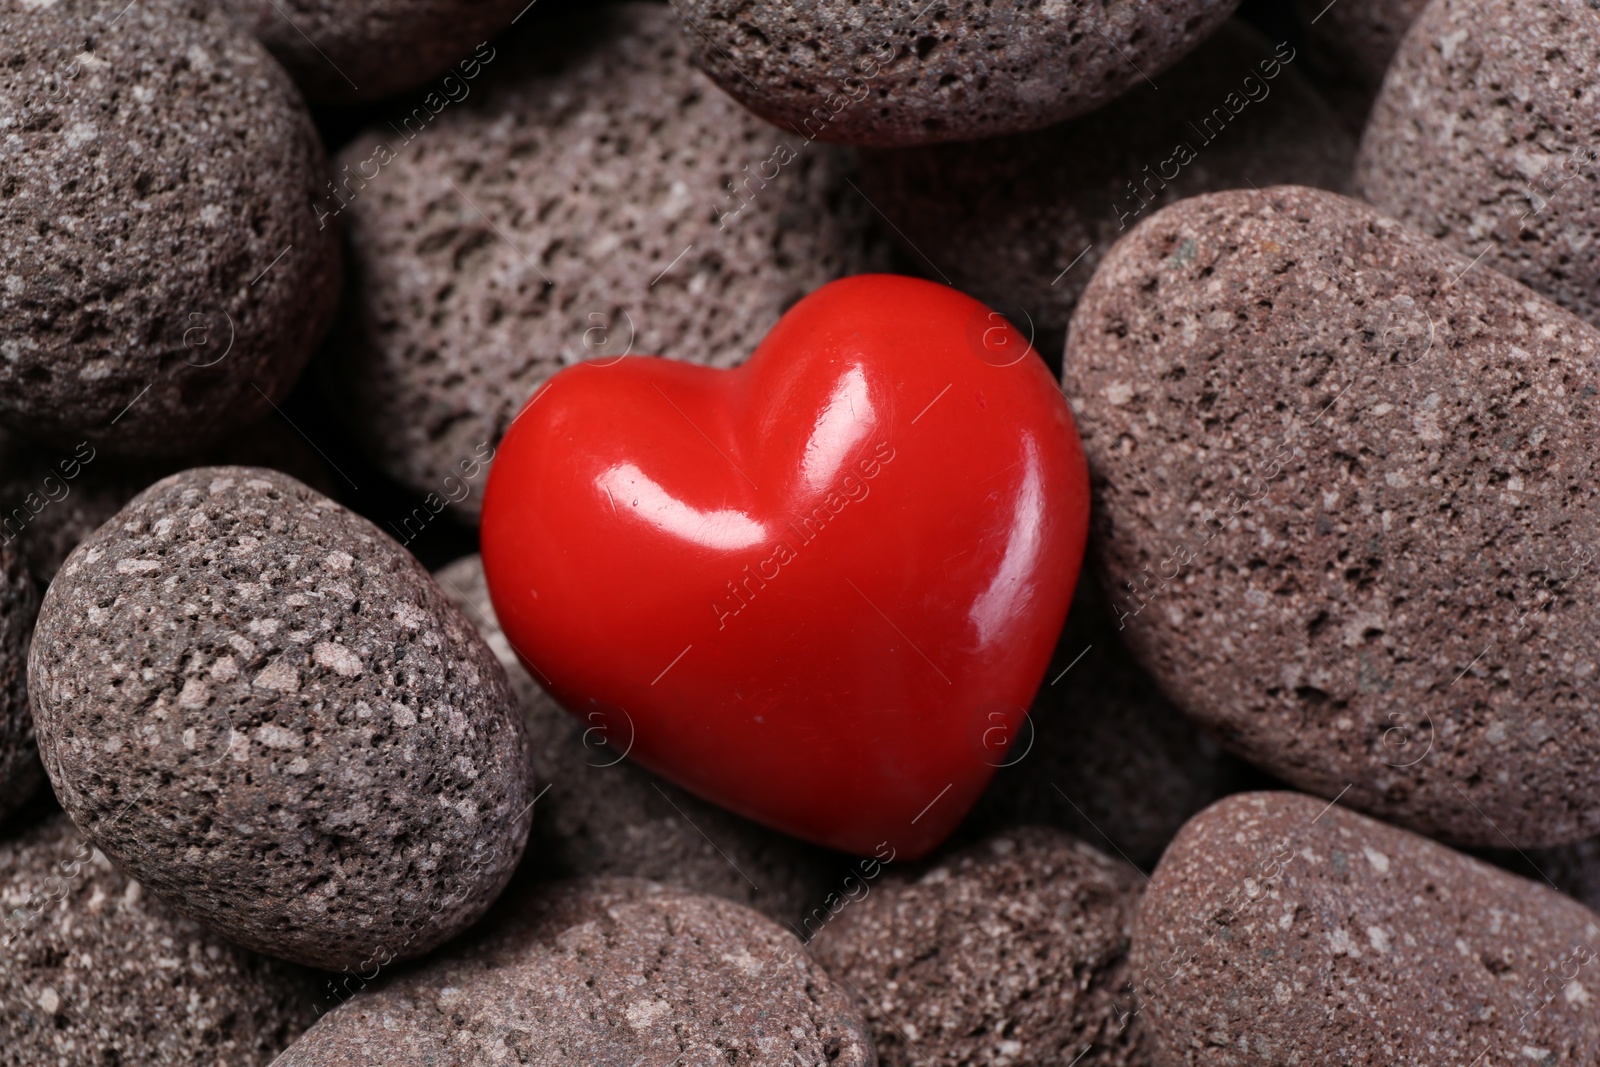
[
  {"x1": 969, "y1": 433, "x2": 1046, "y2": 649},
  {"x1": 801, "y1": 364, "x2": 875, "y2": 492},
  {"x1": 596, "y1": 462, "x2": 769, "y2": 552}
]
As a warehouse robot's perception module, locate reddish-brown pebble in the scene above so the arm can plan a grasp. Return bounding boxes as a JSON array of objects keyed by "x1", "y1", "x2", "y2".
[
  {"x1": 1355, "y1": 0, "x2": 1600, "y2": 330},
  {"x1": 1065, "y1": 185, "x2": 1600, "y2": 848},
  {"x1": 810, "y1": 827, "x2": 1149, "y2": 1066},
  {"x1": 275, "y1": 879, "x2": 876, "y2": 1065},
  {"x1": 1133, "y1": 792, "x2": 1600, "y2": 1064}
]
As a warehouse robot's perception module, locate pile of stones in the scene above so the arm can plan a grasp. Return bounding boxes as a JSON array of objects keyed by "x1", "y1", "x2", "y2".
[{"x1": 3, "y1": 0, "x2": 1598, "y2": 1063}]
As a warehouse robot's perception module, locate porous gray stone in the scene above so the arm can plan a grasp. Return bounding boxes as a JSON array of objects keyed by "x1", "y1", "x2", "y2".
[
  {"x1": 434, "y1": 554, "x2": 841, "y2": 926},
  {"x1": 1133, "y1": 792, "x2": 1600, "y2": 1065},
  {"x1": 1, "y1": 811, "x2": 318, "y2": 1066},
  {"x1": 0, "y1": 0, "x2": 341, "y2": 459},
  {"x1": 0, "y1": 421, "x2": 335, "y2": 589},
  {"x1": 323, "y1": 1, "x2": 891, "y2": 520},
  {"x1": 959, "y1": 566, "x2": 1252, "y2": 870},
  {"x1": 676, "y1": 0, "x2": 1241, "y2": 147},
  {"x1": 809, "y1": 827, "x2": 1148, "y2": 1067},
  {"x1": 275, "y1": 879, "x2": 877, "y2": 1066},
  {"x1": 27, "y1": 467, "x2": 532, "y2": 971},
  {"x1": 221, "y1": 0, "x2": 522, "y2": 103},
  {"x1": 1064, "y1": 185, "x2": 1600, "y2": 848},
  {"x1": 0, "y1": 544, "x2": 40, "y2": 824},
  {"x1": 1355, "y1": 0, "x2": 1600, "y2": 330},
  {"x1": 859, "y1": 21, "x2": 1351, "y2": 375}
]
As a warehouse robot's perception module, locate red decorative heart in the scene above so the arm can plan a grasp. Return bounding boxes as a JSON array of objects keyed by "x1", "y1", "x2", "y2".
[{"x1": 481, "y1": 275, "x2": 1088, "y2": 858}]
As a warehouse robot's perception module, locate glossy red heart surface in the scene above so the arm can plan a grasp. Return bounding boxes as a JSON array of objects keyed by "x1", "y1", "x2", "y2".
[{"x1": 480, "y1": 275, "x2": 1089, "y2": 858}]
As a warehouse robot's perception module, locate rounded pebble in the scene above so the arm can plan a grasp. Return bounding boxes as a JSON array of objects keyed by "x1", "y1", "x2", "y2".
[
  {"x1": 276, "y1": 878, "x2": 877, "y2": 1066},
  {"x1": 434, "y1": 554, "x2": 841, "y2": 924},
  {"x1": 324, "y1": 1, "x2": 889, "y2": 520},
  {"x1": 0, "y1": 421, "x2": 335, "y2": 589},
  {"x1": 1132, "y1": 791, "x2": 1600, "y2": 1064},
  {"x1": 1064, "y1": 185, "x2": 1600, "y2": 848},
  {"x1": 960, "y1": 570, "x2": 1253, "y2": 869},
  {"x1": 221, "y1": 0, "x2": 521, "y2": 103},
  {"x1": 1354, "y1": 0, "x2": 1600, "y2": 330},
  {"x1": 0, "y1": 0, "x2": 341, "y2": 459},
  {"x1": 809, "y1": 827, "x2": 1148, "y2": 1067},
  {"x1": 0, "y1": 546, "x2": 40, "y2": 824},
  {"x1": 676, "y1": 0, "x2": 1240, "y2": 147},
  {"x1": 859, "y1": 21, "x2": 1351, "y2": 372},
  {"x1": 1, "y1": 811, "x2": 318, "y2": 1065},
  {"x1": 27, "y1": 467, "x2": 532, "y2": 971}
]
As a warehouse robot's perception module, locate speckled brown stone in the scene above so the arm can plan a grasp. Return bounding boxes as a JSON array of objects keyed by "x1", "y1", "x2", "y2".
[
  {"x1": 1295, "y1": 0, "x2": 1427, "y2": 129},
  {"x1": 324, "y1": 1, "x2": 890, "y2": 521},
  {"x1": 860, "y1": 21, "x2": 1351, "y2": 394},
  {"x1": 1133, "y1": 792, "x2": 1600, "y2": 1065},
  {"x1": 27, "y1": 467, "x2": 533, "y2": 971},
  {"x1": 276, "y1": 878, "x2": 876, "y2": 1066},
  {"x1": 959, "y1": 566, "x2": 1253, "y2": 870},
  {"x1": 1064, "y1": 185, "x2": 1600, "y2": 848},
  {"x1": 0, "y1": 0, "x2": 341, "y2": 459},
  {"x1": 0, "y1": 544, "x2": 39, "y2": 824},
  {"x1": 676, "y1": 0, "x2": 1240, "y2": 147},
  {"x1": 434, "y1": 554, "x2": 842, "y2": 926},
  {"x1": 221, "y1": 0, "x2": 522, "y2": 103},
  {"x1": 1355, "y1": 0, "x2": 1600, "y2": 330},
  {"x1": 0, "y1": 421, "x2": 335, "y2": 589},
  {"x1": 1, "y1": 811, "x2": 318, "y2": 1066},
  {"x1": 809, "y1": 827, "x2": 1148, "y2": 1067}
]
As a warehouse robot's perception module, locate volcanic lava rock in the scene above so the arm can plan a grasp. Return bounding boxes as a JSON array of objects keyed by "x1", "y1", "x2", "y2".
[
  {"x1": 1064, "y1": 185, "x2": 1600, "y2": 848},
  {"x1": 1134, "y1": 792, "x2": 1600, "y2": 1065},
  {"x1": 1, "y1": 811, "x2": 318, "y2": 1066},
  {"x1": 675, "y1": 0, "x2": 1240, "y2": 146},
  {"x1": 275, "y1": 879, "x2": 877, "y2": 1066},
  {"x1": 222, "y1": 0, "x2": 523, "y2": 103},
  {"x1": 858, "y1": 22, "x2": 1353, "y2": 353},
  {"x1": 326, "y1": 1, "x2": 888, "y2": 521},
  {"x1": 1355, "y1": 0, "x2": 1600, "y2": 330},
  {"x1": 0, "y1": 421, "x2": 335, "y2": 588},
  {"x1": 0, "y1": 0, "x2": 340, "y2": 459},
  {"x1": 809, "y1": 827, "x2": 1148, "y2": 1067},
  {"x1": 27, "y1": 468, "x2": 532, "y2": 971},
  {"x1": 0, "y1": 545, "x2": 40, "y2": 824}
]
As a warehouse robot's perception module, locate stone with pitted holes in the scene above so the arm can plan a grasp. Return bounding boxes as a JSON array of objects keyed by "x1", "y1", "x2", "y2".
[
  {"x1": 27, "y1": 467, "x2": 532, "y2": 971},
  {"x1": 1, "y1": 811, "x2": 319, "y2": 1065},
  {"x1": 0, "y1": 0, "x2": 340, "y2": 459},
  {"x1": 221, "y1": 0, "x2": 522, "y2": 103},
  {"x1": 859, "y1": 21, "x2": 1352, "y2": 373},
  {"x1": 325, "y1": 1, "x2": 889, "y2": 521},
  {"x1": 675, "y1": 0, "x2": 1239, "y2": 147},
  {"x1": 434, "y1": 554, "x2": 840, "y2": 925},
  {"x1": 1064, "y1": 185, "x2": 1600, "y2": 848},
  {"x1": 0, "y1": 545, "x2": 39, "y2": 824},
  {"x1": 0, "y1": 421, "x2": 335, "y2": 588},
  {"x1": 1355, "y1": 0, "x2": 1600, "y2": 330},
  {"x1": 274, "y1": 879, "x2": 877, "y2": 1066},
  {"x1": 1133, "y1": 792, "x2": 1600, "y2": 1065},
  {"x1": 809, "y1": 827, "x2": 1148, "y2": 1067}
]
